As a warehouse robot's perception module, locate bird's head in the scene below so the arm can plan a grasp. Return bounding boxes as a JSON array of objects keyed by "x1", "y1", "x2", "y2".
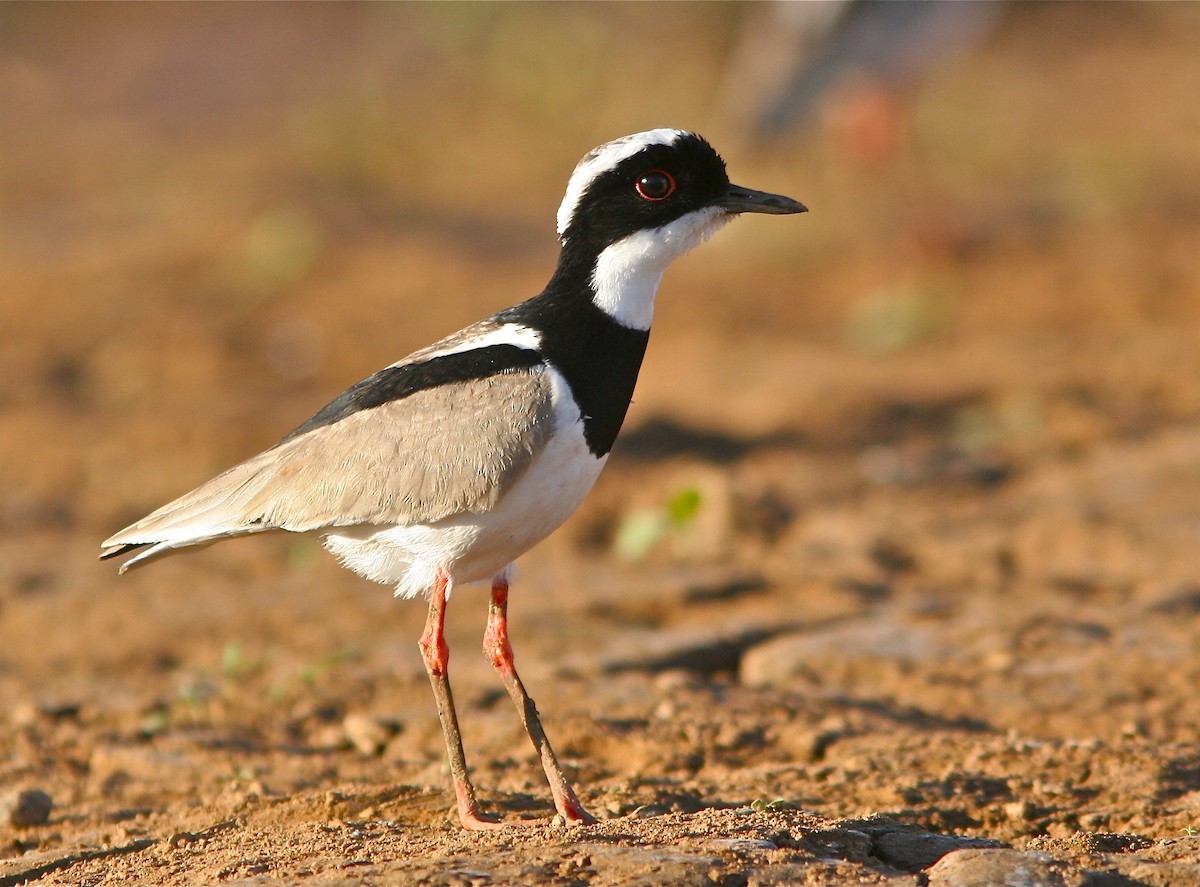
[
  {"x1": 557, "y1": 129, "x2": 805, "y2": 247},
  {"x1": 553, "y1": 129, "x2": 805, "y2": 329}
]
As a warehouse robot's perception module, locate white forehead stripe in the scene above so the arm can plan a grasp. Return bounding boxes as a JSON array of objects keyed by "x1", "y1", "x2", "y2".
[{"x1": 556, "y1": 128, "x2": 690, "y2": 238}]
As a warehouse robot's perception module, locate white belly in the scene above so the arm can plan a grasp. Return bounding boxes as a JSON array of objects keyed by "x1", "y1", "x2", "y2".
[{"x1": 321, "y1": 373, "x2": 606, "y2": 598}]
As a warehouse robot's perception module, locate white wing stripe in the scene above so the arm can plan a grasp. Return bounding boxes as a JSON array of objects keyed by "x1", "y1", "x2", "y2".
[{"x1": 387, "y1": 323, "x2": 542, "y2": 368}]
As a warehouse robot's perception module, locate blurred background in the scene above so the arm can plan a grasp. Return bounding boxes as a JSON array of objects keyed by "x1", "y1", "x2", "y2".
[{"x1": 4, "y1": 1, "x2": 1200, "y2": 747}]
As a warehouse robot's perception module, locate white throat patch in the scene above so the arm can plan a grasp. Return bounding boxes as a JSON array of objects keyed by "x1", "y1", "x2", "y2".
[
  {"x1": 590, "y1": 206, "x2": 732, "y2": 330},
  {"x1": 556, "y1": 128, "x2": 688, "y2": 239}
]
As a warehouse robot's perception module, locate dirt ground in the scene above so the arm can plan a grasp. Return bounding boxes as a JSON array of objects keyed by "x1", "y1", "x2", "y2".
[{"x1": 5, "y1": 4, "x2": 1200, "y2": 885}]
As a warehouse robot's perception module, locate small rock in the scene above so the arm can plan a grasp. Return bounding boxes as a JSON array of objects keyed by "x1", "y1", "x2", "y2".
[
  {"x1": 89, "y1": 745, "x2": 198, "y2": 783},
  {"x1": 631, "y1": 803, "x2": 670, "y2": 819},
  {"x1": 1133, "y1": 835, "x2": 1200, "y2": 863},
  {"x1": 603, "y1": 625, "x2": 775, "y2": 677},
  {"x1": 710, "y1": 837, "x2": 778, "y2": 852},
  {"x1": 927, "y1": 848, "x2": 1078, "y2": 887},
  {"x1": 311, "y1": 723, "x2": 351, "y2": 749},
  {"x1": 805, "y1": 827, "x2": 874, "y2": 861},
  {"x1": 779, "y1": 728, "x2": 835, "y2": 763},
  {"x1": 1004, "y1": 799, "x2": 1037, "y2": 822},
  {"x1": 653, "y1": 698, "x2": 678, "y2": 720},
  {"x1": 858, "y1": 820, "x2": 1003, "y2": 870},
  {"x1": 652, "y1": 669, "x2": 704, "y2": 692},
  {"x1": 10, "y1": 703, "x2": 40, "y2": 728},
  {"x1": 343, "y1": 713, "x2": 401, "y2": 756},
  {"x1": 2, "y1": 789, "x2": 53, "y2": 828},
  {"x1": 1119, "y1": 860, "x2": 1200, "y2": 886},
  {"x1": 739, "y1": 618, "x2": 943, "y2": 687},
  {"x1": 10, "y1": 700, "x2": 80, "y2": 727}
]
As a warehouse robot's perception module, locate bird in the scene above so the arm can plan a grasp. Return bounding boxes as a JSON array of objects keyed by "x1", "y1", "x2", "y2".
[{"x1": 100, "y1": 128, "x2": 806, "y2": 830}]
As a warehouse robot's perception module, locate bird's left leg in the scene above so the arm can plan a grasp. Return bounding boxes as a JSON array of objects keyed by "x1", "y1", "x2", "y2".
[
  {"x1": 419, "y1": 570, "x2": 505, "y2": 830},
  {"x1": 482, "y1": 574, "x2": 597, "y2": 825}
]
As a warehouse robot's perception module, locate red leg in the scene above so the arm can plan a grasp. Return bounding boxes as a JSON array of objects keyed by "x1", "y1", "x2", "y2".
[
  {"x1": 418, "y1": 571, "x2": 504, "y2": 830},
  {"x1": 484, "y1": 576, "x2": 597, "y2": 825}
]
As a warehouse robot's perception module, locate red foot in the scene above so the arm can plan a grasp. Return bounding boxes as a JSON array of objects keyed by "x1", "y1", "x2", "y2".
[
  {"x1": 453, "y1": 780, "x2": 555, "y2": 830},
  {"x1": 558, "y1": 797, "x2": 598, "y2": 826}
]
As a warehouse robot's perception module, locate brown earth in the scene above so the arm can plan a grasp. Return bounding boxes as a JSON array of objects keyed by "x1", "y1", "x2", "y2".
[{"x1": 4, "y1": 4, "x2": 1200, "y2": 885}]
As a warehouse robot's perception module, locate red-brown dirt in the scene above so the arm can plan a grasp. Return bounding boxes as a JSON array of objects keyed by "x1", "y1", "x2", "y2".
[{"x1": 4, "y1": 4, "x2": 1200, "y2": 884}]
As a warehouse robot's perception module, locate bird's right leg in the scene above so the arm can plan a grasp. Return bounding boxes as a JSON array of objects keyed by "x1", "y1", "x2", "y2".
[
  {"x1": 483, "y1": 575, "x2": 597, "y2": 825},
  {"x1": 418, "y1": 570, "x2": 504, "y2": 830}
]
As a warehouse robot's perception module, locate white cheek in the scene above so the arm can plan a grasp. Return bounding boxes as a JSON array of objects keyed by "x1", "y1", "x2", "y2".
[{"x1": 590, "y1": 207, "x2": 732, "y2": 330}]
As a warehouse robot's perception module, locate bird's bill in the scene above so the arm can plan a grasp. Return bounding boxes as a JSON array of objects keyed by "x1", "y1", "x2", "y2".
[{"x1": 718, "y1": 184, "x2": 807, "y2": 215}]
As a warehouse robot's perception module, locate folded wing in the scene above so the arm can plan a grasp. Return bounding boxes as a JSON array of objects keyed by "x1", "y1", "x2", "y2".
[{"x1": 101, "y1": 367, "x2": 554, "y2": 572}]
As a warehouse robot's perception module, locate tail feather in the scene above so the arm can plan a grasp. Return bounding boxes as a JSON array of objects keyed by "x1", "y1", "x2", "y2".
[
  {"x1": 99, "y1": 542, "x2": 144, "y2": 561},
  {"x1": 99, "y1": 446, "x2": 298, "y2": 573},
  {"x1": 99, "y1": 536, "x2": 244, "y2": 573}
]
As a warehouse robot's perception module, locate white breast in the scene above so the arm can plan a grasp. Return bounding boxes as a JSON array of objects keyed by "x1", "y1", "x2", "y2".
[{"x1": 322, "y1": 368, "x2": 605, "y2": 599}]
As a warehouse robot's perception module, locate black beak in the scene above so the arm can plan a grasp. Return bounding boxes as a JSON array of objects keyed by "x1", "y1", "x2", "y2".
[{"x1": 718, "y1": 183, "x2": 807, "y2": 215}]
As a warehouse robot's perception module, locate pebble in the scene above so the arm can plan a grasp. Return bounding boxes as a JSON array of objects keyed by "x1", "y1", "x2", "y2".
[
  {"x1": 602, "y1": 625, "x2": 775, "y2": 677},
  {"x1": 861, "y1": 821, "x2": 1003, "y2": 871},
  {"x1": 631, "y1": 803, "x2": 670, "y2": 819},
  {"x1": 926, "y1": 848, "x2": 1076, "y2": 887},
  {"x1": 778, "y1": 728, "x2": 834, "y2": 763},
  {"x1": 342, "y1": 714, "x2": 401, "y2": 756},
  {"x1": 739, "y1": 619, "x2": 943, "y2": 687},
  {"x1": 1, "y1": 788, "x2": 53, "y2": 828},
  {"x1": 1004, "y1": 799, "x2": 1037, "y2": 822},
  {"x1": 11, "y1": 700, "x2": 80, "y2": 728},
  {"x1": 710, "y1": 838, "x2": 778, "y2": 852}
]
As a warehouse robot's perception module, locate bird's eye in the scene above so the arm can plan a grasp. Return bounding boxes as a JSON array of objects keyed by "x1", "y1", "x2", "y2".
[{"x1": 635, "y1": 170, "x2": 676, "y2": 201}]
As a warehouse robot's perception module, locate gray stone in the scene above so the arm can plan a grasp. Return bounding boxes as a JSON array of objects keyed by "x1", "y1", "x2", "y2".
[
  {"x1": 1, "y1": 788, "x2": 53, "y2": 828},
  {"x1": 1113, "y1": 859, "x2": 1200, "y2": 887},
  {"x1": 602, "y1": 624, "x2": 780, "y2": 677},
  {"x1": 342, "y1": 713, "x2": 401, "y2": 756},
  {"x1": 709, "y1": 837, "x2": 778, "y2": 852},
  {"x1": 927, "y1": 848, "x2": 1082, "y2": 887},
  {"x1": 740, "y1": 618, "x2": 944, "y2": 687},
  {"x1": 876, "y1": 829, "x2": 998, "y2": 871},
  {"x1": 850, "y1": 818, "x2": 1004, "y2": 871}
]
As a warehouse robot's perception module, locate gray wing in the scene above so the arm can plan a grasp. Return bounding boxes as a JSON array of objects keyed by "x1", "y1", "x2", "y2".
[{"x1": 101, "y1": 368, "x2": 554, "y2": 572}]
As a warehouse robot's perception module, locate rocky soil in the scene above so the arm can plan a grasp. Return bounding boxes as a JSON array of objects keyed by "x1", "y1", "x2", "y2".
[{"x1": 4, "y1": 4, "x2": 1200, "y2": 884}]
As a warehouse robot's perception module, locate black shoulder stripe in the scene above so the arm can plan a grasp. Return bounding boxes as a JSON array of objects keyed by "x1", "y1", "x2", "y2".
[
  {"x1": 279, "y1": 343, "x2": 544, "y2": 443},
  {"x1": 501, "y1": 293, "x2": 649, "y2": 458}
]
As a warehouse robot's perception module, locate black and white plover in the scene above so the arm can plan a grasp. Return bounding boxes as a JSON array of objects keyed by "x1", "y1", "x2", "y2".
[{"x1": 102, "y1": 128, "x2": 805, "y2": 829}]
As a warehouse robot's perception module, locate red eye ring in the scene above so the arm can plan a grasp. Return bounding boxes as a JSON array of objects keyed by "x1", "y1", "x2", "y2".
[{"x1": 635, "y1": 169, "x2": 676, "y2": 201}]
